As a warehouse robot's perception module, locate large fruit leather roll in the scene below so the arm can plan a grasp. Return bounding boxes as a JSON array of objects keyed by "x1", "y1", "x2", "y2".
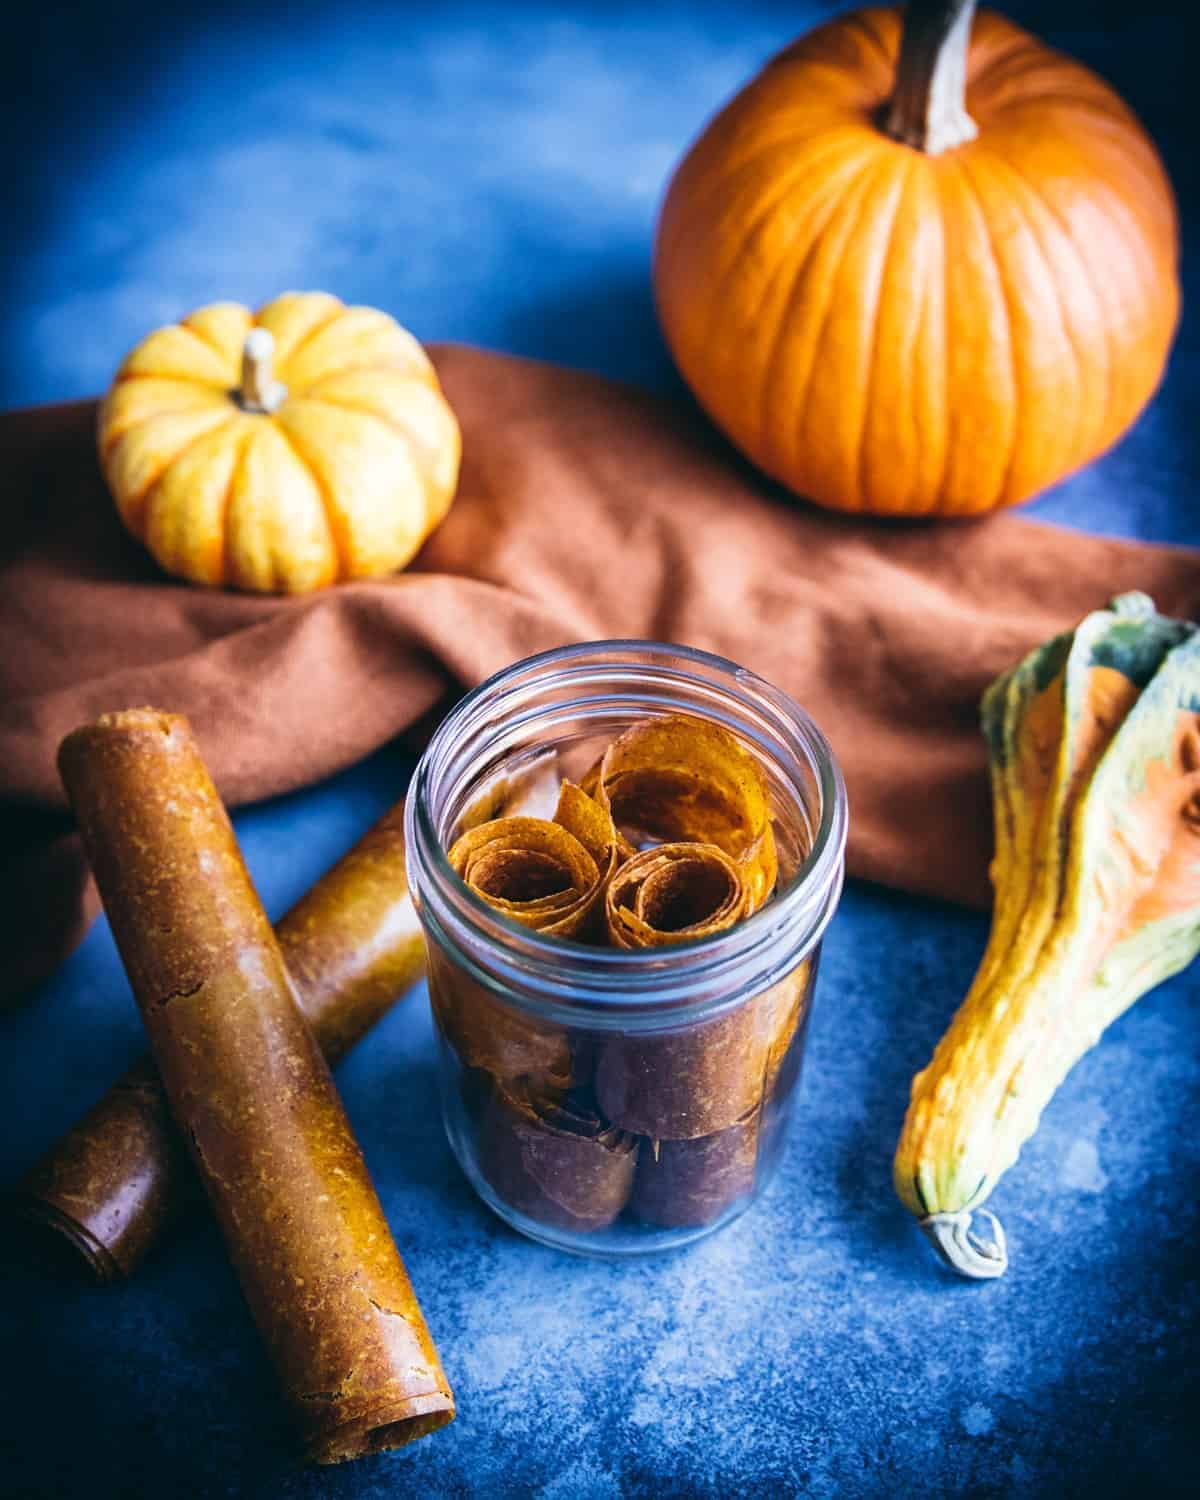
[
  {"x1": 57, "y1": 711, "x2": 453, "y2": 1464},
  {"x1": 14, "y1": 801, "x2": 424, "y2": 1282}
]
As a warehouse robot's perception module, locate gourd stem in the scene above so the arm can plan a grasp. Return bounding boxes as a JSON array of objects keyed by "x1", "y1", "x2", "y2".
[
  {"x1": 882, "y1": 0, "x2": 979, "y2": 155},
  {"x1": 238, "y1": 328, "x2": 287, "y2": 414},
  {"x1": 920, "y1": 1208, "x2": 1008, "y2": 1278}
]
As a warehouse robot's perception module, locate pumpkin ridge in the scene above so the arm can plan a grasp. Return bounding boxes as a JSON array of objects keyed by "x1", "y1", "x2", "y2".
[
  {"x1": 854, "y1": 152, "x2": 913, "y2": 513},
  {"x1": 927, "y1": 165, "x2": 959, "y2": 515},
  {"x1": 217, "y1": 427, "x2": 253, "y2": 588},
  {"x1": 99, "y1": 397, "x2": 234, "y2": 462},
  {"x1": 268, "y1": 418, "x2": 351, "y2": 579},
  {"x1": 747, "y1": 146, "x2": 882, "y2": 458},
  {"x1": 661, "y1": 82, "x2": 880, "y2": 238},
  {"x1": 1070, "y1": 151, "x2": 1178, "y2": 296},
  {"x1": 836, "y1": 9, "x2": 898, "y2": 74},
  {"x1": 976, "y1": 147, "x2": 1099, "y2": 471},
  {"x1": 271, "y1": 304, "x2": 351, "y2": 376},
  {"x1": 689, "y1": 137, "x2": 869, "y2": 361},
  {"x1": 665, "y1": 103, "x2": 875, "y2": 258},
  {"x1": 784, "y1": 153, "x2": 890, "y2": 492},
  {"x1": 951, "y1": 152, "x2": 1019, "y2": 513},
  {"x1": 967, "y1": 24, "x2": 1143, "y2": 121},
  {"x1": 144, "y1": 324, "x2": 237, "y2": 382},
  {"x1": 1018, "y1": 73, "x2": 1140, "y2": 113},
  {"x1": 917, "y1": 170, "x2": 950, "y2": 516},
  {"x1": 961, "y1": 32, "x2": 1039, "y2": 97},
  {"x1": 298, "y1": 390, "x2": 440, "y2": 476},
  {"x1": 983, "y1": 143, "x2": 1119, "y2": 418},
  {"x1": 126, "y1": 417, "x2": 241, "y2": 546},
  {"x1": 746, "y1": 147, "x2": 882, "y2": 472},
  {"x1": 118, "y1": 412, "x2": 242, "y2": 534},
  {"x1": 1087, "y1": 167, "x2": 1178, "y2": 290},
  {"x1": 181, "y1": 315, "x2": 238, "y2": 369},
  {"x1": 745, "y1": 237, "x2": 826, "y2": 457},
  {"x1": 290, "y1": 361, "x2": 436, "y2": 401}
]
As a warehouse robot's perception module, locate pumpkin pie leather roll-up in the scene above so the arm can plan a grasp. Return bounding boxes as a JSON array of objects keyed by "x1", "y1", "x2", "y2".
[
  {"x1": 478, "y1": 1084, "x2": 638, "y2": 1232},
  {"x1": 447, "y1": 780, "x2": 621, "y2": 938},
  {"x1": 584, "y1": 713, "x2": 777, "y2": 910},
  {"x1": 433, "y1": 781, "x2": 624, "y2": 1092},
  {"x1": 13, "y1": 801, "x2": 424, "y2": 1283},
  {"x1": 57, "y1": 711, "x2": 454, "y2": 1464},
  {"x1": 427, "y1": 943, "x2": 574, "y2": 1097},
  {"x1": 630, "y1": 1112, "x2": 760, "y2": 1229},
  {"x1": 594, "y1": 991, "x2": 779, "y2": 1140},
  {"x1": 594, "y1": 837, "x2": 794, "y2": 1140},
  {"x1": 594, "y1": 961, "x2": 811, "y2": 1141},
  {"x1": 627, "y1": 965, "x2": 816, "y2": 1228}
]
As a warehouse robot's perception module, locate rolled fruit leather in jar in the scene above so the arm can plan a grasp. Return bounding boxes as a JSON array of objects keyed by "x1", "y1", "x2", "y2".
[
  {"x1": 437, "y1": 714, "x2": 811, "y2": 1234},
  {"x1": 627, "y1": 960, "x2": 818, "y2": 1229}
]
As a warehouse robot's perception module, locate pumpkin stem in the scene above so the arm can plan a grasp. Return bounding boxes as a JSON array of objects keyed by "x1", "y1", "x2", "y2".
[
  {"x1": 882, "y1": 0, "x2": 979, "y2": 155},
  {"x1": 919, "y1": 1208, "x2": 1008, "y2": 1278},
  {"x1": 238, "y1": 328, "x2": 287, "y2": 414}
]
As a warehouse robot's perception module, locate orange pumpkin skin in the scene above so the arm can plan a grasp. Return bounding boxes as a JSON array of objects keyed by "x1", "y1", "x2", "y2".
[{"x1": 653, "y1": 7, "x2": 1180, "y2": 517}]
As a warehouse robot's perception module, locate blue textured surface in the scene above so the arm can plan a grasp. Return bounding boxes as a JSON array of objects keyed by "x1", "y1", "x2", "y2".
[{"x1": 2, "y1": 2, "x2": 1198, "y2": 1496}]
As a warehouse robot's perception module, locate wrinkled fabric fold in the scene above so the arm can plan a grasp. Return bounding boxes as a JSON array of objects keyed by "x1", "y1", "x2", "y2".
[{"x1": 3, "y1": 345, "x2": 1199, "y2": 1000}]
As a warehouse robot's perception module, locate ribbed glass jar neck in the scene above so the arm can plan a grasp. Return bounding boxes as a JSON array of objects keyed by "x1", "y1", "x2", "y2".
[{"x1": 405, "y1": 642, "x2": 847, "y2": 1032}]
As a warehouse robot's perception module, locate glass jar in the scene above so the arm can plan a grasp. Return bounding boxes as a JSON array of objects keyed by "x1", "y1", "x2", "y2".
[{"x1": 404, "y1": 642, "x2": 847, "y2": 1254}]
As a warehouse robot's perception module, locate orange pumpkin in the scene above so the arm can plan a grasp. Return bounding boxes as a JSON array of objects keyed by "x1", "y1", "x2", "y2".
[
  {"x1": 99, "y1": 292, "x2": 460, "y2": 593},
  {"x1": 653, "y1": 1, "x2": 1179, "y2": 517}
]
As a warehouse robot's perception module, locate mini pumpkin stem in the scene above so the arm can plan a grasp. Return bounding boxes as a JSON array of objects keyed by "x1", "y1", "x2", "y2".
[
  {"x1": 238, "y1": 327, "x2": 287, "y2": 414},
  {"x1": 883, "y1": 0, "x2": 979, "y2": 155}
]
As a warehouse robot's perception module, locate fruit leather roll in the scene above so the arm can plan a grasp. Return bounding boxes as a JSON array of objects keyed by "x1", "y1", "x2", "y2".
[
  {"x1": 432, "y1": 780, "x2": 623, "y2": 1092},
  {"x1": 594, "y1": 1000, "x2": 770, "y2": 1139},
  {"x1": 57, "y1": 711, "x2": 453, "y2": 1464},
  {"x1": 427, "y1": 942, "x2": 574, "y2": 1096},
  {"x1": 446, "y1": 780, "x2": 621, "y2": 939},
  {"x1": 584, "y1": 712, "x2": 778, "y2": 909},
  {"x1": 630, "y1": 1112, "x2": 759, "y2": 1229},
  {"x1": 13, "y1": 801, "x2": 424, "y2": 1282},
  {"x1": 593, "y1": 842, "x2": 809, "y2": 1138},
  {"x1": 629, "y1": 962, "x2": 817, "y2": 1227},
  {"x1": 478, "y1": 1083, "x2": 638, "y2": 1232}
]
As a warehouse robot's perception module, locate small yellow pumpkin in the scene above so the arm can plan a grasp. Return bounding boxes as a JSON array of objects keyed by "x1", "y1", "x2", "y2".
[{"x1": 98, "y1": 292, "x2": 461, "y2": 593}]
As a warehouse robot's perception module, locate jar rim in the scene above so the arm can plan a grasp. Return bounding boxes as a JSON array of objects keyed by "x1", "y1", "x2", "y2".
[{"x1": 405, "y1": 640, "x2": 848, "y2": 1026}]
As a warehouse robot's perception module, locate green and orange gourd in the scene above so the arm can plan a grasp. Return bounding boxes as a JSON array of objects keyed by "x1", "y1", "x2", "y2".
[{"x1": 895, "y1": 595, "x2": 1200, "y2": 1276}]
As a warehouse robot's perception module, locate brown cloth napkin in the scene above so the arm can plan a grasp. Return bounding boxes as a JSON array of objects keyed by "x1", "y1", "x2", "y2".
[{"x1": 3, "y1": 344, "x2": 1198, "y2": 1003}]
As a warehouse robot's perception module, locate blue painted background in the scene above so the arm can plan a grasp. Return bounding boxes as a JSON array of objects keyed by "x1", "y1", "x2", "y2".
[{"x1": 2, "y1": 2, "x2": 1197, "y2": 1496}]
